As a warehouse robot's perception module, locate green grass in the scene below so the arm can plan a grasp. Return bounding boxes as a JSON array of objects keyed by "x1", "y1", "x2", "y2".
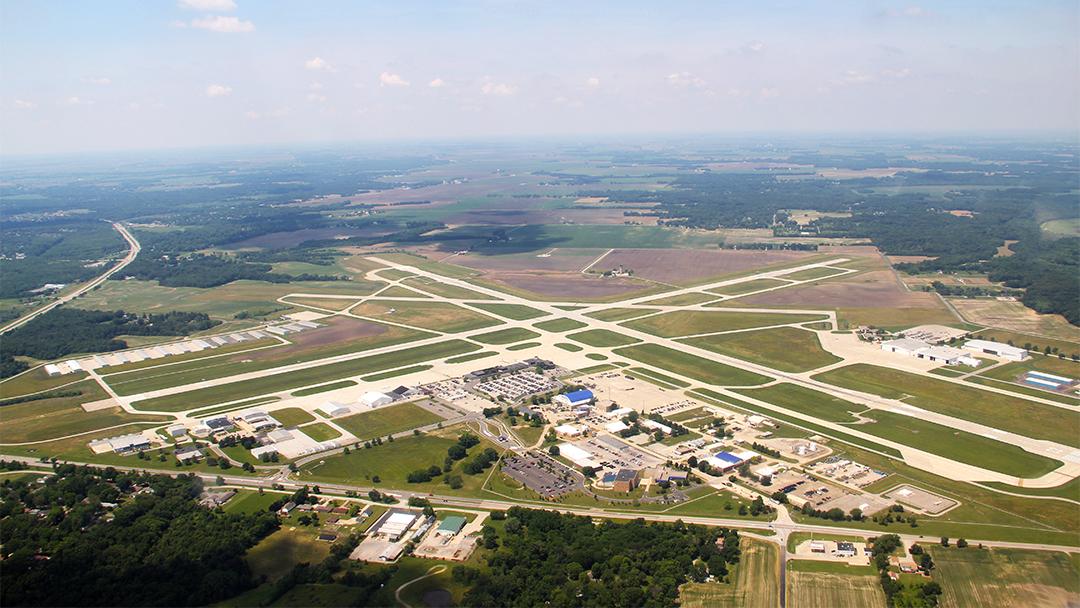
[
  {"x1": 734, "y1": 383, "x2": 862, "y2": 422},
  {"x1": 470, "y1": 327, "x2": 542, "y2": 344},
  {"x1": 506, "y1": 342, "x2": 540, "y2": 351},
  {"x1": 221, "y1": 490, "x2": 281, "y2": 514},
  {"x1": 585, "y1": 307, "x2": 660, "y2": 322},
  {"x1": 555, "y1": 342, "x2": 583, "y2": 352},
  {"x1": 400, "y1": 275, "x2": 497, "y2": 299},
  {"x1": 708, "y1": 278, "x2": 789, "y2": 296},
  {"x1": 0, "y1": 380, "x2": 170, "y2": 443},
  {"x1": 930, "y1": 368, "x2": 965, "y2": 377},
  {"x1": 533, "y1": 318, "x2": 587, "y2": 332},
  {"x1": 813, "y1": 364, "x2": 1080, "y2": 448},
  {"x1": 566, "y1": 329, "x2": 641, "y2": 347},
  {"x1": 624, "y1": 310, "x2": 828, "y2": 338},
  {"x1": 291, "y1": 380, "x2": 356, "y2": 397},
  {"x1": 928, "y1": 546, "x2": 1079, "y2": 608},
  {"x1": 964, "y1": 375, "x2": 1080, "y2": 405},
  {"x1": 333, "y1": 402, "x2": 444, "y2": 441},
  {"x1": 970, "y1": 329, "x2": 1078, "y2": 357},
  {"x1": 978, "y1": 353, "x2": 1079, "y2": 382},
  {"x1": 245, "y1": 528, "x2": 330, "y2": 582},
  {"x1": 615, "y1": 344, "x2": 772, "y2": 386},
  {"x1": 445, "y1": 351, "x2": 497, "y2": 364},
  {"x1": 131, "y1": 340, "x2": 479, "y2": 412},
  {"x1": 640, "y1": 292, "x2": 718, "y2": 306},
  {"x1": 979, "y1": 476, "x2": 1080, "y2": 501},
  {"x1": 783, "y1": 266, "x2": 848, "y2": 281},
  {"x1": 627, "y1": 367, "x2": 691, "y2": 388},
  {"x1": 585, "y1": 353, "x2": 608, "y2": 361},
  {"x1": 299, "y1": 422, "x2": 342, "y2": 442},
  {"x1": 188, "y1": 397, "x2": 280, "y2": 418},
  {"x1": 350, "y1": 299, "x2": 500, "y2": 333},
  {"x1": 377, "y1": 285, "x2": 430, "y2": 298},
  {"x1": 0, "y1": 367, "x2": 89, "y2": 399},
  {"x1": 469, "y1": 302, "x2": 549, "y2": 320},
  {"x1": 361, "y1": 364, "x2": 432, "y2": 382},
  {"x1": 683, "y1": 327, "x2": 841, "y2": 372},
  {"x1": 271, "y1": 407, "x2": 316, "y2": 427}
]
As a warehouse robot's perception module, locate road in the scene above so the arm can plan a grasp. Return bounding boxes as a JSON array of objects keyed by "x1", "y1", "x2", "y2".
[{"x1": 0, "y1": 221, "x2": 140, "y2": 335}]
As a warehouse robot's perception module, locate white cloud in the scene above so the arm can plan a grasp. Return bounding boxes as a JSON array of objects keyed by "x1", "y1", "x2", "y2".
[
  {"x1": 205, "y1": 84, "x2": 232, "y2": 97},
  {"x1": 666, "y1": 72, "x2": 706, "y2": 88},
  {"x1": 481, "y1": 82, "x2": 517, "y2": 96},
  {"x1": 13, "y1": 99, "x2": 36, "y2": 109},
  {"x1": 190, "y1": 15, "x2": 254, "y2": 33},
  {"x1": 744, "y1": 41, "x2": 766, "y2": 53},
  {"x1": 379, "y1": 72, "x2": 410, "y2": 87},
  {"x1": 883, "y1": 5, "x2": 929, "y2": 18},
  {"x1": 842, "y1": 70, "x2": 875, "y2": 84},
  {"x1": 759, "y1": 87, "x2": 780, "y2": 98},
  {"x1": 304, "y1": 57, "x2": 335, "y2": 72},
  {"x1": 586, "y1": 76, "x2": 601, "y2": 88},
  {"x1": 428, "y1": 78, "x2": 445, "y2": 88},
  {"x1": 306, "y1": 92, "x2": 327, "y2": 103},
  {"x1": 178, "y1": 0, "x2": 236, "y2": 11},
  {"x1": 128, "y1": 102, "x2": 142, "y2": 111},
  {"x1": 64, "y1": 96, "x2": 93, "y2": 106},
  {"x1": 881, "y1": 67, "x2": 912, "y2": 79},
  {"x1": 83, "y1": 77, "x2": 112, "y2": 86}
]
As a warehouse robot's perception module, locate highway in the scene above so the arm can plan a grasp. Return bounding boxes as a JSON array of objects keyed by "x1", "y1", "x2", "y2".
[{"x1": 0, "y1": 221, "x2": 141, "y2": 335}]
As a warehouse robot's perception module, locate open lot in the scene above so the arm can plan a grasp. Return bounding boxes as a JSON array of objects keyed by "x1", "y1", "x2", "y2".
[
  {"x1": 594, "y1": 248, "x2": 814, "y2": 285},
  {"x1": 683, "y1": 327, "x2": 841, "y2": 372},
  {"x1": 333, "y1": 402, "x2": 445, "y2": 440},
  {"x1": 677, "y1": 538, "x2": 778, "y2": 608},
  {"x1": 350, "y1": 300, "x2": 500, "y2": 333},
  {"x1": 624, "y1": 310, "x2": 827, "y2": 338},
  {"x1": 929, "y1": 547, "x2": 1079, "y2": 608},
  {"x1": 786, "y1": 564, "x2": 885, "y2": 608},
  {"x1": 951, "y1": 299, "x2": 1080, "y2": 342}
]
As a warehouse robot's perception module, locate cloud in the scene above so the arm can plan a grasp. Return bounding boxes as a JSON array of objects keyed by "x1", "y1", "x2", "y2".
[
  {"x1": 304, "y1": 57, "x2": 335, "y2": 72},
  {"x1": 842, "y1": 69, "x2": 875, "y2": 84},
  {"x1": 13, "y1": 99, "x2": 36, "y2": 109},
  {"x1": 481, "y1": 82, "x2": 517, "y2": 96},
  {"x1": 881, "y1": 67, "x2": 912, "y2": 79},
  {"x1": 428, "y1": 77, "x2": 445, "y2": 88},
  {"x1": 586, "y1": 76, "x2": 600, "y2": 88},
  {"x1": 306, "y1": 92, "x2": 327, "y2": 103},
  {"x1": 666, "y1": 72, "x2": 706, "y2": 88},
  {"x1": 744, "y1": 41, "x2": 766, "y2": 53},
  {"x1": 882, "y1": 5, "x2": 929, "y2": 18},
  {"x1": 758, "y1": 87, "x2": 780, "y2": 99},
  {"x1": 83, "y1": 77, "x2": 112, "y2": 86},
  {"x1": 178, "y1": 0, "x2": 236, "y2": 11},
  {"x1": 379, "y1": 72, "x2": 410, "y2": 87},
  {"x1": 205, "y1": 84, "x2": 232, "y2": 97},
  {"x1": 190, "y1": 15, "x2": 254, "y2": 33},
  {"x1": 64, "y1": 96, "x2": 93, "y2": 106}
]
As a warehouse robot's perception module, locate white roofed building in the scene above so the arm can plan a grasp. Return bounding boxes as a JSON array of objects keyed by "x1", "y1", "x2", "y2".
[
  {"x1": 963, "y1": 339, "x2": 1030, "y2": 361},
  {"x1": 360, "y1": 392, "x2": 393, "y2": 408}
]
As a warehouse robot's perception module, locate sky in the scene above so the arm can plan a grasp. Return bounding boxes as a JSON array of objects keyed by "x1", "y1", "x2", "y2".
[{"x1": 1, "y1": 0, "x2": 1078, "y2": 155}]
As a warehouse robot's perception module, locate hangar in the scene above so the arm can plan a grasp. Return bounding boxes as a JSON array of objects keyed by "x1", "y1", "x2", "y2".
[
  {"x1": 554, "y1": 389, "x2": 594, "y2": 408},
  {"x1": 962, "y1": 339, "x2": 1030, "y2": 361}
]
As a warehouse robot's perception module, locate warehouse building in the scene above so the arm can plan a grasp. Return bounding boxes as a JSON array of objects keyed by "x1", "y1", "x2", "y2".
[
  {"x1": 377, "y1": 511, "x2": 420, "y2": 542},
  {"x1": 962, "y1": 339, "x2": 1030, "y2": 361},
  {"x1": 881, "y1": 338, "x2": 980, "y2": 366},
  {"x1": 705, "y1": 449, "x2": 758, "y2": 473},
  {"x1": 554, "y1": 389, "x2": 594, "y2": 408},
  {"x1": 555, "y1": 424, "x2": 584, "y2": 438},
  {"x1": 434, "y1": 515, "x2": 467, "y2": 538},
  {"x1": 360, "y1": 391, "x2": 393, "y2": 408}
]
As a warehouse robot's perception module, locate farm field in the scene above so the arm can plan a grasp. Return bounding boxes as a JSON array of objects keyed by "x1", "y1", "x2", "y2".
[
  {"x1": 469, "y1": 327, "x2": 542, "y2": 345},
  {"x1": 814, "y1": 364, "x2": 1080, "y2": 448},
  {"x1": 929, "y1": 547, "x2": 1079, "y2": 608},
  {"x1": 566, "y1": 329, "x2": 641, "y2": 347},
  {"x1": 332, "y1": 402, "x2": 444, "y2": 440},
  {"x1": 682, "y1": 327, "x2": 841, "y2": 372},
  {"x1": 130, "y1": 340, "x2": 480, "y2": 411},
  {"x1": 614, "y1": 344, "x2": 772, "y2": 386},
  {"x1": 786, "y1": 563, "x2": 885, "y2": 608},
  {"x1": 349, "y1": 300, "x2": 500, "y2": 333},
  {"x1": 623, "y1": 310, "x2": 827, "y2": 337},
  {"x1": 677, "y1": 538, "x2": 778, "y2": 608}
]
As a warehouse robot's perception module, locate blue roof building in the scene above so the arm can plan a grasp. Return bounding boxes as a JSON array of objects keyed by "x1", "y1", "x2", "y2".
[{"x1": 556, "y1": 389, "x2": 595, "y2": 407}]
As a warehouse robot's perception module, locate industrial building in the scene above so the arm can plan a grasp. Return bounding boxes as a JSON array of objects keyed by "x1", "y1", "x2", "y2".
[
  {"x1": 554, "y1": 389, "x2": 594, "y2": 408},
  {"x1": 558, "y1": 443, "x2": 599, "y2": 469},
  {"x1": 604, "y1": 420, "x2": 630, "y2": 434},
  {"x1": 640, "y1": 418, "x2": 673, "y2": 435},
  {"x1": 881, "y1": 338, "x2": 979, "y2": 366},
  {"x1": 705, "y1": 449, "x2": 758, "y2": 473},
  {"x1": 166, "y1": 424, "x2": 188, "y2": 438},
  {"x1": 322, "y1": 402, "x2": 352, "y2": 418},
  {"x1": 555, "y1": 424, "x2": 584, "y2": 438},
  {"x1": 377, "y1": 511, "x2": 421, "y2": 542},
  {"x1": 360, "y1": 391, "x2": 393, "y2": 408},
  {"x1": 434, "y1": 515, "x2": 467, "y2": 538},
  {"x1": 962, "y1": 339, "x2": 1030, "y2": 361},
  {"x1": 88, "y1": 432, "x2": 151, "y2": 455},
  {"x1": 1022, "y1": 370, "x2": 1075, "y2": 390},
  {"x1": 836, "y1": 541, "x2": 857, "y2": 557}
]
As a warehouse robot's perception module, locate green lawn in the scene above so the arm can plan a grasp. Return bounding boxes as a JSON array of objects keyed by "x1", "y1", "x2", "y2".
[
  {"x1": 299, "y1": 422, "x2": 343, "y2": 442},
  {"x1": 734, "y1": 383, "x2": 862, "y2": 423},
  {"x1": 585, "y1": 307, "x2": 660, "y2": 322},
  {"x1": 813, "y1": 364, "x2": 1080, "y2": 448},
  {"x1": 624, "y1": 310, "x2": 828, "y2": 338},
  {"x1": 361, "y1": 364, "x2": 432, "y2": 382},
  {"x1": 469, "y1": 302, "x2": 549, "y2": 320},
  {"x1": 291, "y1": 380, "x2": 356, "y2": 397},
  {"x1": 533, "y1": 318, "x2": 587, "y2": 332},
  {"x1": 470, "y1": 327, "x2": 542, "y2": 345},
  {"x1": 271, "y1": 407, "x2": 316, "y2": 427},
  {"x1": 333, "y1": 402, "x2": 444, "y2": 441},
  {"x1": 555, "y1": 342, "x2": 583, "y2": 352},
  {"x1": 0, "y1": 380, "x2": 170, "y2": 443},
  {"x1": 131, "y1": 340, "x2": 479, "y2": 412},
  {"x1": 566, "y1": 329, "x2": 641, "y2": 347},
  {"x1": 614, "y1": 344, "x2": 772, "y2": 386},
  {"x1": 683, "y1": 327, "x2": 841, "y2": 372},
  {"x1": 222, "y1": 490, "x2": 281, "y2": 514}
]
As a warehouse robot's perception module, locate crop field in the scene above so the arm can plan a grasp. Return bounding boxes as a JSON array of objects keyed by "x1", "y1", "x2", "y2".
[
  {"x1": 677, "y1": 538, "x2": 778, "y2": 608},
  {"x1": 623, "y1": 310, "x2": 827, "y2": 337},
  {"x1": 786, "y1": 566, "x2": 885, "y2": 608},
  {"x1": 682, "y1": 327, "x2": 841, "y2": 372},
  {"x1": 929, "y1": 547, "x2": 1079, "y2": 608},
  {"x1": 0, "y1": 381, "x2": 169, "y2": 443},
  {"x1": 349, "y1": 300, "x2": 500, "y2": 333},
  {"x1": 813, "y1": 364, "x2": 1080, "y2": 448},
  {"x1": 735, "y1": 383, "x2": 863, "y2": 423},
  {"x1": 469, "y1": 302, "x2": 548, "y2": 320},
  {"x1": 952, "y1": 299, "x2": 1080, "y2": 341},
  {"x1": 532, "y1": 318, "x2": 587, "y2": 332},
  {"x1": 271, "y1": 407, "x2": 316, "y2": 427},
  {"x1": 299, "y1": 422, "x2": 342, "y2": 442},
  {"x1": 130, "y1": 340, "x2": 480, "y2": 411},
  {"x1": 594, "y1": 248, "x2": 814, "y2": 285},
  {"x1": 470, "y1": 327, "x2": 542, "y2": 344},
  {"x1": 566, "y1": 329, "x2": 641, "y2": 347},
  {"x1": 614, "y1": 344, "x2": 772, "y2": 386},
  {"x1": 708, "y1": 278, "x2": 789, "y2": 296},
  {"x1": 332, "y1": 402, "x2": 444, "y2": 440}
]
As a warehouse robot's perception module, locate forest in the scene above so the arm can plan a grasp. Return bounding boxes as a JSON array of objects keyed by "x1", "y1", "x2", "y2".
[
  {"x1": 462, "y1": 508, "x2": 742, "y2": 608},
  {"x1": 0, "y1": 219, "x2": 127, "y2": 299},
  {"x1": 0, "y1": 464, "x2": 279, "y2": 606},
  {"x1": 119, "y1": 253, "x2": 341, "y2": 288}
]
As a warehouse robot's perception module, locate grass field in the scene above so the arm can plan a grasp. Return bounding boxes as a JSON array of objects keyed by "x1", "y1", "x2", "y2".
[
  {"x1": 627, "y1": 367, "x2": 691, "y2": 388},
  {"x1": 555, "y1": 342, "x2": 583, "y2": 352},
  {"x1": 708, "y1": 278, "x2": 789, "y2": 296},
  {"x1": 0, "y1": 368, "x2": 89, "y2": 399},
  {"x1": 284, "y1": 296, "x2": 355, "y2": 311},
  {"x1": 683, "y1": 327, "x2": 841, "y2": 372},
  {"x1": 291, "y1": 380, "x2": 357, "y2": 397},
  {"x1": 787, "y1": 568, "x2": 885, "y2": 608},
  {"x1": 445, "y1": 351, "x2": 497, "y2": 364},
  {"x1": 585, "y1": 307, "x2": 660, "y2": 321},
  {"x1": 928, "y1": 546, "x2": 1079, "y2": 608},
  {"x1": 813, "y1": 364, "x2": 1080, "y2": 448},
  {"x1": 245, "y1": 528, "x2": 330, "y2": 582},
  {"x1": 271, "y1": 407, "x2": 316, "y2": 427},
  {"x1": 977, "y1": 354, "x2": 1079, "y2": 383},
  {"x1": 470, "y1": 327, "x2": 542, "y2": 344},
  {"x1": 624, "y1": 310, "x2": 828, "y2": 337},
  {"x1": 299, "y1": 422, "x2": 342, "y2": 442},
  {"x1": 350, "y1": 299, "x2": 501, "y2": 333},
  {"x1": 131, "y1": 340, "x2": 479, "y2": 412},
  {"x1": 640, "y1": 292, "x2": 718, "y2": 306},
  {"x1": 469, "y1": 302, "x2": 549, "y2": 320},
  {"x1": 332, "y1": 402, "x2": 444, "y2": 440},
  {"x1": 615, "y1": 344, "x2": 772, "y2": 386},
  {"x1": 965, "y1": 376, "x2": 1080, "y2": 406},
  {"x1": 221, "y1": 490, "x2": 280, "y2": 514},
  {"x1": 376, "y1": 285, "x2": 430, "y2": 298},
  {"x1": 677, "y1": 538, "x2": 778, "y2": 608},
  {"x1": 188, "y1": 396, "x2": 280, "y2": 418},
  {"x1": 735, "y1": 383, "x2": 862, "y2": 423},
  {"x1": 566, "y1": 329, "x2": 641, "y2": 347},
  {"x1": 401, "y1": 276, "x2": 497, "y2": 300},
  {"x1": 506, "y1": 342, "x2": 540, "y2": 351},
  {"x1": 971, "y1": 329, "x2": 1079, "y2": 356},
  {"x1": 0, "y1": 380, "x2": 170, "y2": 443},
  {"x1": 532, "y1": 318, "x2": 587, "y2": 332},
  {"x1": 361, "y1": 364, "x2": 432, "y2": 382},
  {"x1": 783, "y1": 267, "x2": 849, "y2": 281}
]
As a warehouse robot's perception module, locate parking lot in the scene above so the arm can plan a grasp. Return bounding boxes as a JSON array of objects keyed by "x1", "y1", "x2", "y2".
[
  {"x1": 501, "y1": 452, "x2": 582, "y2": 498},
  {"x1": 476, "y1": 371, "x2": 560, "y2": 401}
]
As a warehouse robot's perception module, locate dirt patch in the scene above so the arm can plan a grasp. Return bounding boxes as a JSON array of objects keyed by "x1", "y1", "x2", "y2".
[
  {"x1": 947, "y1": 209, "x2": 976, "y2": 218},
  {"x1": 995, "y1": 239, "x2": 1018, "y2": 257},
  {"x1": 740, "y1": 270, "x2": 943, "y2": 309},
  {"x1": 240, "y1": 317, "x2": 388, "y2": 362},
  {"x1": 595, "y1": 248, "x2": 815, "y2": 285}
]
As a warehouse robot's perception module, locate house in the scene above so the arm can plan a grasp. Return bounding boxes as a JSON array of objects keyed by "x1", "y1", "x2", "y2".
[
  {"x1": 554, "y1": 389, "x2": 594, "y2": 408},
  {"x1": 434, "y1": 515, "x2": 467, "y2": 538},
  {"x1": 279, "y1": 501, "x2": 297, "y2": 515},
  {"x1": 612, "y1": 469, "x2": 639, "y2": 493},
  {"x1": 317, "y1": 533, "x2": 338, "y2": 542},
  {"x1": 555, "y1": 424, "x2": 584, "y2": 438},
  {"x1": 898, "y1": 560, "x2": 919, "y2": 573},
  {"x1": 962, "y1": 339, "x2": 1030, "y2": 361},
  {"x1": 640, "y1": 418, "x2": 672, "y2": 435},
  {"x1": 360, "y1": 391, "x2": 393, "y2": 408},
  {"x1": 836, "y1": 541, "x2": 857, "y2": 557}
]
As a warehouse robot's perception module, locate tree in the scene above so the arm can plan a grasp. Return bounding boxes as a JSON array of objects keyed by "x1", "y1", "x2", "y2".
[
  {"x1": 548, "y1": 445, "x2": 560, "y2": 456},
  {"x1": 940, "y1": 536, "x2": 950, "y2": 547},
  {"x1": 956, "y1": 537, "x2": 968, "y2": 548}
]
